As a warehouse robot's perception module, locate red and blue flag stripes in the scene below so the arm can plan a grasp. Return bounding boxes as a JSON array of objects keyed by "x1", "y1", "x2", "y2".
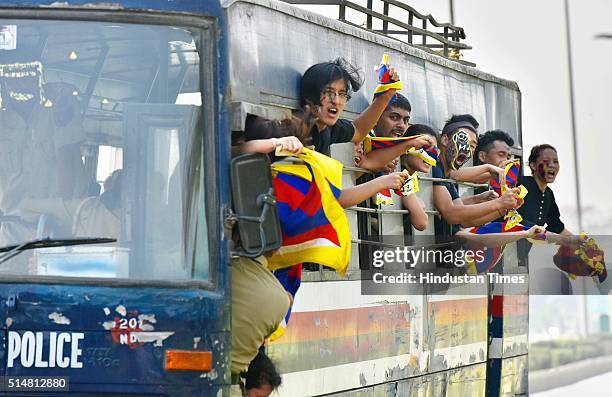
[
  {"x1": 466, "y1": 222, "x2": 529, "y2": 274},
  {"x1": 273, "y1": 170, "x2": 341, "y2": 248},
  {"x1": 270, "y1": 263, "x2": 303, "y2": 341},
  {"x1": 373, "y1": 54, "x2": 403, "y2": 98},
  {"x1": 269, "y1": 148, "x2": 351, "y2": 275},
  {"x1": 553, "y1": 243, "x2": 607, "y2": 283},
  {"x1": 490, "y1": 160, "x2": 520, "y2": 195}
]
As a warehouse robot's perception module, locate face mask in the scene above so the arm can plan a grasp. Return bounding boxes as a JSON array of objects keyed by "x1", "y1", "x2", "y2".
[{"x1": 448, "y1": 130, "x2": 472, "y2": 170}]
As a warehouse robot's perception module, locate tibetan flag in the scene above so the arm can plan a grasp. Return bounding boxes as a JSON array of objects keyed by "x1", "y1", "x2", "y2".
[
  {"x1": 269, "y1": 264, "x2": 302, "y2": 342},
  {"x1": 469, "y1": 221, "x2": 528, "y2": 235},
  {"x1": 490, "y1": 159, "x2": 522, "y2": 196},
  {"x1": 396, "y1": 170, "x2": 419, "y2": 197},
  {"x1": 407, "y1": 145, "x2": 439, "y2": 166},
  {"x1": 374, "y1": 170, "x2": 419, "y2": 205},
  {"x1": 269, "y1": 148, "x2": 351, "y2": 275},
  {"x1": 373, "y1": 54, "x2": 403, "y2": 98},
  {"x1": 363, "y1": 135, "x2": 423, "y2": 154},
  {"x1": 465, "y1": 221, "x2": 529, "y2": 274},
  {"x1": 375, "y1": 188, "x2": 394, "y2": 206},
  {"x1": 553, "y1": 233, "x2": 607, "y2": 283},
  {"x1": 363, "y1": 135, "x2": 427, "y2": 205}
]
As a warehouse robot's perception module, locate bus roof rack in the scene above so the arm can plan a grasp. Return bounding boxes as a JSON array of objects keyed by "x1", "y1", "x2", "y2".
[{"x1": 281, "y1": 0, "x2": 473, "y2": 66}]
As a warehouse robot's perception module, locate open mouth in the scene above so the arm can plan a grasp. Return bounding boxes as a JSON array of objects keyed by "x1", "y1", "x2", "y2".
[
  {"x1": 327, "y1": 107, "x2": 338, "y2": 117},
  {"x1": 392, "y1": 130, "x2": 404, "y2": 137},
  {"x1": 456, "y1": 153, "x2": 467, "y2": 164},
  {"x1": 546, "y1": 170, "x2": 556, "y2": 179}
]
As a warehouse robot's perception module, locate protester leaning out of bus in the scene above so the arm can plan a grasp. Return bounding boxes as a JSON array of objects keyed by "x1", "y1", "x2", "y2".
[
  {"x1": 468, "y1": 135, "x2": 577, "y2": 248},
  {"x1": 356, "y1": 93, "x2": 415, "y2": 172},
  {"x1": 398, "y1": 124, "x2": 437, "y2": 231},
  {"x1": 517, "y1": 144, "x2": 582, "y2": 245},
  {"x1": 432, "y1": 115, "x2": 520, "y2": 231},
  {"x1": 236, "y1": 112, "x2": 414, "y2": 209},
  {"x1": 298, "y1": 58, "x2": 400, "y2": 156}
]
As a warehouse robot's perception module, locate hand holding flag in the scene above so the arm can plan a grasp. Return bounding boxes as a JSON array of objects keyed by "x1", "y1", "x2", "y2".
[
  {"x1": 374, "y1": 54, "x2": 403, "y2": 99},
  {"x1": 363, "y1": 135, "x2": 431, "y2": 205}
]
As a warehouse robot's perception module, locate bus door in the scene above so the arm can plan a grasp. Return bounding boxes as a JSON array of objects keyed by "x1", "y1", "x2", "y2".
[{"x1": 0, "y1": 14, "x2": 228, "y2": 395}]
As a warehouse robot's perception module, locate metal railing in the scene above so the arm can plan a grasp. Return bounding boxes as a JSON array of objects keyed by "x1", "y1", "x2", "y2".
[{"x1": 282, "y1": 0, "x2": 473, "y2": 65}]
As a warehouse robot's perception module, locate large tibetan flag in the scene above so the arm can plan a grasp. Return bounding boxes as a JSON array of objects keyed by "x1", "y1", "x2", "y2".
[
  {"x1": 269, "y1": 263, "x2": 302, "y2": 342},
  {"x1": 465, "y1": 221, "x2": 530, "y2": 274},
  {"x1": 553, "y1": 232, "x2": 607, "y2": 283},
  {"x1": 373, "y1": 54, "x2": 403, "y2": 98},
  {"x1": 269, "y1": 148, "x2": 351, "y2": 275}
]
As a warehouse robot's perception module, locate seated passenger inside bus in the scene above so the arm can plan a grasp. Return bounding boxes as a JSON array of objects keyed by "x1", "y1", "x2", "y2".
[
  {"x1": 19, "y1": 169, "x2": 123, "y2": 239},
  {"x1": 0, "y1": 69, "x2": 89, "y2": 249}
]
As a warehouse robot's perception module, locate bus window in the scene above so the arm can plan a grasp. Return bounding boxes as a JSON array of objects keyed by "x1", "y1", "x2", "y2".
[{"x1": 0, "y1": 19, "x2": 211, "y2": 282}]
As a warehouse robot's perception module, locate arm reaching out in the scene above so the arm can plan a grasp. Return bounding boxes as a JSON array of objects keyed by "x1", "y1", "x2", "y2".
[
  {"x1": 339, "y1": 171, "x2": 409, "y2": 208},
  {"x1": 232, "y1": 136, "x2": 303, "y2": 157},
  {"x1": 358, "y1": 135, "x2": 437, "y2": 171},
  {"x1": 433, "y1": 186, "x2": 518, "y2": 226},
  {"x1": 450, "y1": 164, "x2": 503, "y2": 184},
  {"x1": 457, "y1": 225, "x2": 546, "y2": 248},
  {"x1": 401, "y1": 194, "x2": 428, "y2": 231}
]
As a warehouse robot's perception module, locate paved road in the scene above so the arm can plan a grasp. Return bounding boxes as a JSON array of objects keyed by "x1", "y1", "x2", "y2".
[{"x1": 532, "y1": 371, "x2": 612, "y2": 397}]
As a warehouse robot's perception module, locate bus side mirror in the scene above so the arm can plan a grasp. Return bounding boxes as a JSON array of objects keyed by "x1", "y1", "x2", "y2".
[{"x1": 230, "y1": 153, "x2": 282, "y2": 257}]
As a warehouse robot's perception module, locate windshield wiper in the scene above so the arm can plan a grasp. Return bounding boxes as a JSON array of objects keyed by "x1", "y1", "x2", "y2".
[{"x1": 0, "y1": 237, "x2": 117, "y2": 265}]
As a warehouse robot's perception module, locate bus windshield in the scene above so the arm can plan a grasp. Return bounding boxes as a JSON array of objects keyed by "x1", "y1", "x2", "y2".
[{"x1": 0, "y1": 19, "x2": 209, "y2": 281}]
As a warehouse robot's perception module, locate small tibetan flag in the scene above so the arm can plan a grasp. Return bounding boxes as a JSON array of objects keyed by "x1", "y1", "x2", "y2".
[
  {"x1": 407, "y1": 145, "x2": 439, "y2": 166},
  {"x1": 363, "y1": 135, "x2": 427, "y2": 205},
  {"x1": 490, "y1": 159, "x2": 522, "y2": 196},
  {"x1": 373, "y1": 54, "x2": 403, "y2": 98}
]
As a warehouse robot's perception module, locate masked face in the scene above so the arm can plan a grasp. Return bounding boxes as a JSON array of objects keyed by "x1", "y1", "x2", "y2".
[{"x1": 447, "y1": 128, "x2": 476, "y2": 170}]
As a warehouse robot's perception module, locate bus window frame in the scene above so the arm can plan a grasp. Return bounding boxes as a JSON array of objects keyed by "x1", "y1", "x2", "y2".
[{"x1": 0, "y1": 9, "x2": 222, "y2": 292}]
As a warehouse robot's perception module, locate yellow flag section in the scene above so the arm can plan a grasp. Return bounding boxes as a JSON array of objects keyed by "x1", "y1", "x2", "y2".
[{"x1": 268, "y1": 148, "x2": 351, "y2": 276}]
